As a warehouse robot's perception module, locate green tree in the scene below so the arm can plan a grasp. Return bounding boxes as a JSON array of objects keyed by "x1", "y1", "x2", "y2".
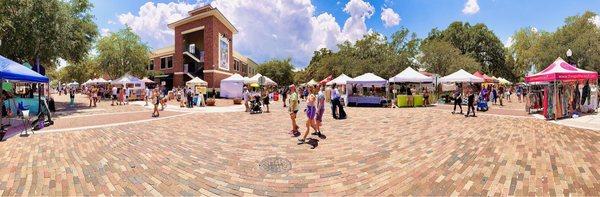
[
  {"x1": 303, "y1": 29, "x2": 420, "y2": 80},
  {"x1": 256, "y1": 58, "x2": 295, "y2": 86},
  {"x1": 506, "y1": 27, "x2": 541, "y2": 81},
  {"x1": 419, "y1": 39, "x2": 480, "y2": 76},
  {"x1": 0, "y1": 0, "x2": 98, "y2": 69},
  {"x1": 534, "y1": 11, "x2": 600, "y2": 73},
  {"x1": 57, "y1": 56, "x2": 97, "y2": 83},
  {"x1": 96, "y1": 27, "x2": 150, "y2": 79},
  {"x1": 423, "y1": 22, "x2": 509, "y2": 79}
]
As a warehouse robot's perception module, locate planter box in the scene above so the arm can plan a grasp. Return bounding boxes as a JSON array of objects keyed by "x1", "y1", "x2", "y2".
[
  {"x1": 206, "y1": 99, "x2": 216, "y2": 106},
  {"x1": 233, "y1": 98, "x2": 242, "y2": 105}
]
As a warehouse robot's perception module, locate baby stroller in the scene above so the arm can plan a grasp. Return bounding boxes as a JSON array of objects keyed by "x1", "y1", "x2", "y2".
[
  {"x1": 477, "y1": 96, "x2": 489, "y2": 111},
  {"x1": 250, "y1": 94, "x2": 262, "y2": 114}
]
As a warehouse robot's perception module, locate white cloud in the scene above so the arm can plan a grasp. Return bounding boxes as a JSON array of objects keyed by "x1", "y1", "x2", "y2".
[
  {"x1": 589, "y1": 15, "x2": 600, "y2": 28},
  {"x1": 117, "y1": 1, "x2": 200, "y2": 49},
  {"x1": 340, "y1": 0, "x2": 375, "y2": 42},
  {"x1": 116, "y1": 0, "x2": 373, "y2": 67},
  {"x1": 504, "y1": 36, "x2": 513, "y2": 48},
  {"x1": 380, "y1": 8, "x2": 400, "y2": 27},
  {"x1": 100, "y1": 28, "x2": 111, "y2": 37},
  {"x1": 462, "y1": 0, "x2": 480, "y2": 15},
  {"x1": 107, "y1": 20, "x2": 116, "y2": 25},
  {"x1": 211, "y1": 0, "x2": 373, "y2": 66}
]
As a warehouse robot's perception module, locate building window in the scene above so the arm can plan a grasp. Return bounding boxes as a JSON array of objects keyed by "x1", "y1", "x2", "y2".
[
  {"x1": 148, "y1": 59, "x2": 154, "y2": 70},
  {"x1": 160, "y1": 56, "x2": 173, "y2": 69}
]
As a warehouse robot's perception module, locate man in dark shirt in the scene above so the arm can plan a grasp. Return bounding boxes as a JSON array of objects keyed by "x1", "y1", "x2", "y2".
[{"x1": 466, "y1": 87, "x2": 476, "y2": 117}]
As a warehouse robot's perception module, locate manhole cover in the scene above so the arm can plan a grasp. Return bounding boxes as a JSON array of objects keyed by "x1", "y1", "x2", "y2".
[{"x1": 259, "y1": 156, "x2": 292, "y2": 174}]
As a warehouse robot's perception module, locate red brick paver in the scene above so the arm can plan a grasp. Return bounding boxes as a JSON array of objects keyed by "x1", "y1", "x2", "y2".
[{"x1": 0, "y1": 103, "x2": 597, "y2": 196}]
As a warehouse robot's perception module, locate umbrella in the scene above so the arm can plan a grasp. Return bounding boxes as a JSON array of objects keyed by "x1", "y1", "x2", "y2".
[{"x1": 250, "y1": 83, "x2": 260, "y2": 88}]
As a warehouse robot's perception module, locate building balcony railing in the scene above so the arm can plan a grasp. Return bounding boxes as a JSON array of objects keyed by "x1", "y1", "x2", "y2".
[{"x1": 184, "y1": 44, "x2": 204, "y2": 63}]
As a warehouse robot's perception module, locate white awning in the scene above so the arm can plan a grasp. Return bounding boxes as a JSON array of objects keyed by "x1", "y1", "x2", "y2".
[
  {"x1": 439, "y1": 69, "x2": 484, "y2": 83},
  {"x1": 389, "y1": 67, "x2": 433, "y2": 83}
]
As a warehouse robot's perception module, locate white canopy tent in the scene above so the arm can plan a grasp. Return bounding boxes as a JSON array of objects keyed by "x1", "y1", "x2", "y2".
[
  {"x1": 186, "y1": 77, "x2": 208, "y2": 87},
  {"x1": 82, "y1": 79, "x2": 92, "y2": 86},
  {"x1": 111, "y1": 74, "x2": 145, "y2": 88},
  {"x1": 498, "y1": 77, "x2": 512, "y2": 85},
  {"x1": 67, "y1": 81, "x2": 79, "y2": 87},
  {"x1": 347, "y1": 73, "x2": 387, "y2": 87},
  {"x1": 244, "y1": 73, "x2": 277, "y2": 86},
  {"x1": 326, "y1": 74, "x2": 353, "y2": 86},
  {"x1": 220, "y1": 74, "x2": 245, "y2": 98},
  {"x1": 438, "y1": 69, "x2": 484, "y2": 83},
  {"x1": 346, "y1": 73, "x2": 388, "y2": 107},
  {"x1": 141, "y1": 77, "x2": 155, "y2": 84},
  {"x1": 389, "y1": 67, "x2": 433, "y2": 83},
  {"x1": 302, "y1": 79, "x2": 318, "y2": 87},
  {"x1": 93, "y1": 78, "x2": 110, "y2": 84}
]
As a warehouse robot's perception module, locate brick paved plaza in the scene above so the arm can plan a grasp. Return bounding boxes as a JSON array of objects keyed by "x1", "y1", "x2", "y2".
[{"x1": 0, "y1": 95, "x2": 597, "y2": 196}]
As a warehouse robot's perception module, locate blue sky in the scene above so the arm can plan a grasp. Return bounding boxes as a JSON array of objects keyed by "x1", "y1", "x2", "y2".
[{"x1": 91, "y1": 0, "x2": 600, "y2": 67}]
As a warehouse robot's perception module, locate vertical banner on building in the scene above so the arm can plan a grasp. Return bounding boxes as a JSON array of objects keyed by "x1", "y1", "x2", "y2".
[{"x1": 218, "y1": 34, "x2": 230, "y2": 71}]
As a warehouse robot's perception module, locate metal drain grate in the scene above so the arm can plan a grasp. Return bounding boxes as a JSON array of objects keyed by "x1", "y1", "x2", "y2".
[{"x1": 259, "y1": 156, "x2": 292, "y2": 174}]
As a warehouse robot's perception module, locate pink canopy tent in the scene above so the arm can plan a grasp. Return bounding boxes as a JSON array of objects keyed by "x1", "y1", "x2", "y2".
[
  {"x1": 473, "y1": 71, "x2": 497, "y2": 83},
  {"x1": 525, "y1": 57, "x2": 598, "y2": 83}
]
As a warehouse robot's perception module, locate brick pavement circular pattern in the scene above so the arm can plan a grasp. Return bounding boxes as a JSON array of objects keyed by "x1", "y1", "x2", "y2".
[{"x1": 258, "y1": 156, "x2": 292, "y2": 174}]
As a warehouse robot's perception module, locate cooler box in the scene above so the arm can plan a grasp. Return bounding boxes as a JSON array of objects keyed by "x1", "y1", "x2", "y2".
[
  {"x1": 396, "y1": 95, "x2": 408, "y2": 107},
  {"x1": 273, "y1": 93, "x2": 279, "y2": 101},
  {"x1": 413, "y1": 95, "x2": 424, "y2": 107}
]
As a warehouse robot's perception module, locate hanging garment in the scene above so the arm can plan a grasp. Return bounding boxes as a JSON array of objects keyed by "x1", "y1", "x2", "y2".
[
  {"x1": 582, "y1": 83, "x2": 591, "y2": 106},
  {"x1": 543, "y1": 87, "x2": 549, "y2": 118}
]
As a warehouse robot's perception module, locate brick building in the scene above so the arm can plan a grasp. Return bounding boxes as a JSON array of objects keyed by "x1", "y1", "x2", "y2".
[{"x1": 148, "y1": 5, "x2": 257, "y2": 91}]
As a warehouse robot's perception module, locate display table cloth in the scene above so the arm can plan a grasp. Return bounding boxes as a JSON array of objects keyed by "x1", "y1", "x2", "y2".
[
  {"x1": 347, "y1": 96, "x2": 384, "y2": 106},
  {"x1": 413, "y1": 95, "x2": 424, "y2": 107},
  {"x1": 397, "y1": 95, "x2": 407, "y2": 107}
]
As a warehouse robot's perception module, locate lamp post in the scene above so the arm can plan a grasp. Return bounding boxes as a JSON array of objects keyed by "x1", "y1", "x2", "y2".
[{"x1": 566, "y1": 49, "x2": 575, "y2": 67}]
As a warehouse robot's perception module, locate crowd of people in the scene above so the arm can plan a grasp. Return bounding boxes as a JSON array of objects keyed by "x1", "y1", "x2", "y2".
[{"x1": 450, "y1": 83, "x2": 525, "y2": 117}]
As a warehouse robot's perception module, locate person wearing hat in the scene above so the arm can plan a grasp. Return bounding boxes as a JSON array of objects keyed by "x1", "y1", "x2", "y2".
[{"x1": 288, "y1": 84, "x2": 300, "y2": 135}]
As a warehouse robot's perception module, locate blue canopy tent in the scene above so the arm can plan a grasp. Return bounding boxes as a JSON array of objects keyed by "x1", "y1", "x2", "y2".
[
  {"x1": 0, "y1": 55, "x2": 50, "y2": 140},
  {"x1": 0, "y1": 56, "x2": 49, "y2": 83}
]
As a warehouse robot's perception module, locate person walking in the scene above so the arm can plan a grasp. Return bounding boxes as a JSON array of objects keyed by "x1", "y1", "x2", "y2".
[
  {"x1": 298, "y1": 86, "x2": 318, "y2": 145},
  {"x1": 243, "y1": 86, "x2": 250, "y2": 112},
  {"x1": 423, "y1": 87, "x2": 430, "y2": 107},
  {"x1": 262, "y1": 88, "x2": 270, "y2": 113},
  {"x1": 498, "y1": 86, "x2": 505, "y2": 106},
  {"x1": 281, "y1": 87, "x2": 288, "y2": 108},
  {"x1": 451, "y1": 84, "x2": 463, "y2": 114},
  {"x1": 69, "y1": 88, "x2": 75, "y2": 107},
  {"x1": 330, "y1": 83, "x2": 346, "y2": 119},
  {"x1": 91, "y1": 85, "x2": 98, "y2": 107},
  {"x1": 492, "y1": 86, "x2": 498, "y2": 105},
  {"x1": 125, "y1": 87, "x2": 131, "y2": 105},
  {"x1": 288, "y1": 85, "x2": 300, "y2": 136},
  {"x1": 516, "y1": 85, "x2": 523, "y2": 103},
  {"x1": 111, "y1": 85, "x2": 118, "y2": 106},
  {"x1": 152, "y1": 89, "x2": 160, "y2": 117},
  {"x1": 120, "y1": 88, "x2": 126, "y2": 105},
  {"x1": 465, "y1": 87, "x2": 476, "y2": 117},
  {"x1": 313, "y1": 85, "x2": 326, "y2": 136}
]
